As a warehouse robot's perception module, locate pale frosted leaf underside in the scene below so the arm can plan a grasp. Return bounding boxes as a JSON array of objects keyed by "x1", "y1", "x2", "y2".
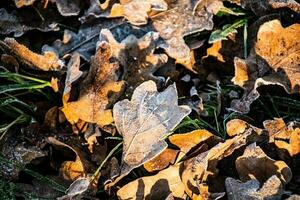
[{"x1": 113, "y1": 80, "x2": 191, "y2": 176}]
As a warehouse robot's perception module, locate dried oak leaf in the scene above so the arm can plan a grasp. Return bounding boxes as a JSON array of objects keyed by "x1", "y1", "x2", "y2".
[
  {"x1": 236, "y1": 143, "x2": 292, "y2": 184},
  {"x1": 113, "y1": 80, "x2": 191, "y2": 180},
  {"x1": 47, "y1": 137, "x2": 94, "y2": 181},
  {"x1": 231, "y1": 20, "x2": 300, "y2": 113},
  {"x1": 169, "y1": 129, "x2": 220, "y2": 161},
  {"x1": 150, "y1": 0, "x2": 223, "y2": 72},
  {"x1": 264, "y1": 118, "x2": 300, "y2": 156},
  {"x1": 109, "y1": 0, "x2": 168, "y2": 25},
  {"x1": 225, "y1": 175, "x2": 284, "y2": 200},
  {"x1": 143, "y1": 148, "x2": 179, "y2": 172},
  {"x1": 117, "y1": 165, "x2": 186, "y2": 200},
  {"x1": 2, "y1": 38, "x2": 63, "y2": 71},
  {"x1": 0, "y1": 8, "x2": 59, "y2": 37},
  {"x1": 100, "y1": 29, "x2": 168, "y2": 89},
  {"x1": 61, "y1": 41, "x2": 125, "y2": 127},
  {"x1": 181, "y1": 120, "x2": 263, "y2": 199},
  {"x1": 229, "y1": 0, "x2": 300, "y2": 16},
  {"x1": 53, "y1": 0, "x2": 81, "y2": 16}
]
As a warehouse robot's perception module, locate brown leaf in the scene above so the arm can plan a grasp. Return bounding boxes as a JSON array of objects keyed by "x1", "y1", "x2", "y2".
[
  {"x1": 231, "y1": 20, "x2": 300, "y2": 113},
  {"x1": 47, "y1": 137, "x2": 93, "y2": 181},
  {"x1": 225, "y1": 175, "x2": 284, "y2": 200},
  {"x1": 143, "y1": 148, "x2": 179, "y2": 172},
  {"x1": 264, "y1": 118, "x2": 300, "y2": 156},
  {"x1": 236, "y1": 143, "x2": 292, "y2": 184},
  {"x1": 100, "y1": 29, "x2": 168, "y2": 90},
  {"x1": 54, "y1": 0, "x2": 81, "y2": 16},
  {"x1": 169, "y1": 129, "x2": 219, "y2": 160},
  {"x1": 112, "y1": 80, "x2": 191, "y2": 181},
  {"x1": 117, "y1": 165, "x2": 186, "y2": 200},
  {"x1": 150, "y1": 0, "x2": 223, "y2": 72},
  {"x1": 2, "y1": 38, "x2": 63, "y2": 71},
  {"x1": 181, "y1": 122, "x2": 263, "y2": 199},
  {"x1": 109, "y1": 0, "x2": 168, "y2": 25},
  {"x1": 61, "y1": 41, "x2": 125, "y2": 127}
]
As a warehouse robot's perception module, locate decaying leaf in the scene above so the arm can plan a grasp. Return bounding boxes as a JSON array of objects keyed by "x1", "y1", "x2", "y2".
[
  {"x1": 109, "y1": 0, "x2": 168, "y2": 25},
  {"x1": 117, "y1": 165, "x2": 186, "y2": 200},
  {"x1": 54, "y1": 0, "x2": 81, "y2": 16},
  {"x1": 61, "y1": 41, "x2": 125, "y2": 127},
  {"x1": 100, "y1": 29, "x2": 168, "y2": 89},
  {"x1": 113, "y1": 80, "x2": 191, "y2": 180},
  {"x1": 225, "y1": 175, "x2": 284, "y2": 200},
  {"x1": 0, "y1": 8, "x2": 59, "y2": 37},
  {"x1": 169, "y1": 129, "x2": 220, "y2": 160},
  {"x1": 231, "y1": 20, "x2": 300, "y2": 113},
  {"x1": 143, "y1": 148, "x2": 179, "y2": 172},
  {"x1": 150, "y1": 0, "x2": 223, "y2": 71},
  {"x1": 236, "y1": 143, "x2": 292, "y2": 184},
  {"x1": 47, "y1": 137, "x2": 93, "y2": 181},
  {"x1": 2, "y1": 38, "x2": 63, "y2": 71},
  {"x1": 181, "y1": 122, "x2": 263, "y2": 199},
  {"x1": 264, "y1": 118, "x2": 300, "y2": 156}
]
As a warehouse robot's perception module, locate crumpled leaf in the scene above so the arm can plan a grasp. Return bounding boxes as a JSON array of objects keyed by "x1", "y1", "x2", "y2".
[
  {"x1": 225, "y1": 175, "x2": 284, "y2": 200},
  {"x1": 61, "y1": 41, "x2": 125, "y2": 127},
  {"x1": 236, "y1": 143, "x2": 292, "y2": 184},
  {"x1": 47, "y1": 137, "x2": 93, "y2": 181},
  {"x1": 0, "y1": 8, "x2": 59, "y2": 37},
  {"x1": 113, "y1": 80, "x2": 191, "y2": 180},
  {"x1": 100, "y1": 29, "x2": 168, "y2": 89},
  {"x1": 42, "y1": 19, "x2": 122, "y2": 61},
  {"x1": 229, "y1": 0, "x2": 300, "y2": 16},
  {"x1": 181, "y1": 119, "x2": 264, "y2": 199},
  {"x1": 109, "y1": 0, "x2": 168, "y2": 25},
  {"x1": 231, "y1": 20, "x2": 300, "y2": 113},
  {"x1": 264, "y1": 118, "x2": 300, "y2": 156},
  {"x1": 150, "y1": 0, "x2": 223, "y2": 71},
  {"x1": 143, "y1": 148, "x2": 179, "y2": 172},
  {"x1": 2, "y1": 38, "x2": 64, "y2": 71},
  {"x1": 117, "y1": 165, "x2": 186, "y2": 200},
  {"x1": 54, "y1": 0, "x2": 81, "y2": 16}
]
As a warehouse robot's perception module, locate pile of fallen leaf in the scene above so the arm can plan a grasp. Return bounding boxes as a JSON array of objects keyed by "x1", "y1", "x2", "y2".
[{"x1": 0, "y1": 0, "x2": 300, "y2": 199}]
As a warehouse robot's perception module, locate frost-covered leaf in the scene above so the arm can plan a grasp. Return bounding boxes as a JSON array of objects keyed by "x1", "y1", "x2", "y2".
[
  {"x1": 236, "y1": 143, "x2": 292, "y2": 184},
  {"x1": 58, "y1": 177, "x2": 91, "y2": 200},
  {"x1": 225, "y1": 176, "x2": 284, "y2": 200},
  {"x1": 100, "y1": 29, "x2": 168, "y2": 90},
  {"x1": 113, "y1": 80, "x2": 191, "y2": 179},
  {"x1": 231, "y1": 20, "x2": 300, "y2": 113},
  {"x1": 150, "y1": 0, "x2": 223, "y2": 71},
  {"x1": 2, "y1": 38, "x2": 63, "y2": 71},
  {"x1": 63, "y1": 53, "x2": 82, "y2": 102},
  {"x1": 109, "y1": 0, "x2": 168, "y2": 25},
  {"x1": 62, "y1": 41, "x2": 125, "y2": 127},
  {"x1": 0, "y1": 8, "x2": 59, "y2": 37}
]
